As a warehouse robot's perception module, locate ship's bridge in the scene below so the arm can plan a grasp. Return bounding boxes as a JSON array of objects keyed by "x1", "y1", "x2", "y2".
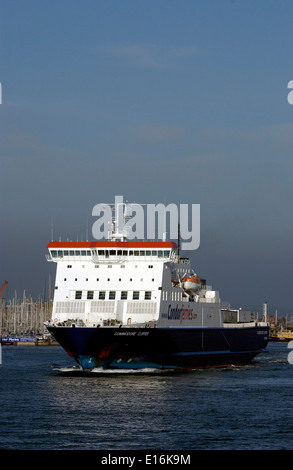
[{"x1": 46, "y1": 241, "x2": 178, "y2": 263}]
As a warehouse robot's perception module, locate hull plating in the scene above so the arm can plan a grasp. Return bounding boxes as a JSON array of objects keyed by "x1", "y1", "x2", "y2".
[{"x1": 47, "y1": 325, "x2": 269, "y2": 370}]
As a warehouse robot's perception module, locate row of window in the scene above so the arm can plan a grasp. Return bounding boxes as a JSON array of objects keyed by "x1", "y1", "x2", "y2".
[
  {"x1": 162, "y1": 290, "x2": 183, "y2": 301},
  {"x1": 75, "y1": 290, "x2": 152, "y2": 301},
  {"x1": 72, "y1": 289, "x2": 182, "y2": 302},
  {"x1": 51, "y1": 249, "x2": 171, "y2": 258},
  {"x1": 67, "y1": 265, "x2": 154, "y2": 269},
  {"x1": 52, "y1": 250, "x2": 92, "y2": 257},
  {"x1": 62, "y1": 277, "x2": 156, "y2": 282}
]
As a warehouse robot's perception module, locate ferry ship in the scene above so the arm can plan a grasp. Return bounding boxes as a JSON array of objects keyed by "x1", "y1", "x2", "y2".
[{"x1": 45, "y1": 203, "x2": 269, "y2": 370}]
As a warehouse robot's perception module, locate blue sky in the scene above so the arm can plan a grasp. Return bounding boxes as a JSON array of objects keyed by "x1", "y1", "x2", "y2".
[{"x1": 1, "y1": 0, "x2": 293, "y2": 316}]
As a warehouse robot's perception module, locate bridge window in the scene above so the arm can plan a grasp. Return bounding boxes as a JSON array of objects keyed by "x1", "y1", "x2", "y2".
[
  {"x1": 121, "y1": 291, "x2": 128, "y2": 300},
  {"x1": 87, "y1": 291, "x2": 94, "y2": 299},
  {"x1": 75, "y1": 291, "x2": 82, "y2": 299},
  {"x1": 99, "y1": 291, "x2": 105, "y2": 300},
  {"x1": 133, "y1": 291, "x2": 139, "y2": 300},
  {"x1": 117, "y1": 250, "x2": 128, "y2": 256},
  {"x1": 109, "y1": 291, "x2": 116, "y2": 300},
  {"x1": 145, "y1": 291, "x2": 152, "y2": 300}
]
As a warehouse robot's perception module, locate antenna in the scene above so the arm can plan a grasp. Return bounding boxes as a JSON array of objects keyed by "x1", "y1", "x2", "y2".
[
  {"x1": 263, "y1": 302, "x2": 267, "y2": 323},
  {"x1": 50, "y1": 216, "x2": 54, "y2": 241},
  {"x1": 48, "y1": 274, "x2": 51, "y2": 303},
  {"x1": 178, "y1": 223, "x2": 181, "y2": 258}
]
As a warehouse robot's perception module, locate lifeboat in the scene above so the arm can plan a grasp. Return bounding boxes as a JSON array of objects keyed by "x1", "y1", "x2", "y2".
[{"x1": 181, "y1": 274, "x2": 201, "y2": 295}]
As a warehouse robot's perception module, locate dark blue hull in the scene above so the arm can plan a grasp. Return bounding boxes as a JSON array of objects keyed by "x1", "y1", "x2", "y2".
[{"x1": 47, "y1": 325, "x2": 269, "y2": 370}]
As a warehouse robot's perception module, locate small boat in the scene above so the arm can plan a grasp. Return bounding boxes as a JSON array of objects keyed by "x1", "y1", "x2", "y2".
[
  {"x1": 181, "y1": 274, "x2": 201, "y2": 295},
  {"x1": 270, "y1": 328, "x2": 293, "y2": 342}
]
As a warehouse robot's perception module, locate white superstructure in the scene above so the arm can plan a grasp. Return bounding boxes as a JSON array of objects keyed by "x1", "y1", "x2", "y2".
[
  {"x1": 45, "y1": 202, "x2": 269, "y2": 371},
  {"x1": 46, "y1": 235, "x2": 226, "y2": 329},
  {"x1": 46, "y1": 203, "x2": 266, "y2": 332}
]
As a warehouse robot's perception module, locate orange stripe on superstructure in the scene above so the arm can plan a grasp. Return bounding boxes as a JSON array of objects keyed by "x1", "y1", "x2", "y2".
[{"x1": 47, "y1": 241, "x2": 177, "y2": 249}]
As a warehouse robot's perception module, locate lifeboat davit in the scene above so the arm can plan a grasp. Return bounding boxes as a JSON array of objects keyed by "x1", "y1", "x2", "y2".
[{"x1": 181, "y1": 274, "x2": 201, "y2": 295}]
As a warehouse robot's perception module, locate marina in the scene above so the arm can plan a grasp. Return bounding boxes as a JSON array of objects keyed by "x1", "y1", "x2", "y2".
[{"x1": 0, "y1": 295, "x2": 57, "y2": 345}]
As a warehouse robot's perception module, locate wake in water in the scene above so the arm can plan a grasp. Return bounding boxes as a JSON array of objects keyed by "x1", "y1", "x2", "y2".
[{"x1": 50, "y1": 364, "x2": 179, "y2": 376}]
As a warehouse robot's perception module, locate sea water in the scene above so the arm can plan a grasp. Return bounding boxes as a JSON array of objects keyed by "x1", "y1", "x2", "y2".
[{"x1": 0, "y1": 342, "x2": 292, "y2": 450}]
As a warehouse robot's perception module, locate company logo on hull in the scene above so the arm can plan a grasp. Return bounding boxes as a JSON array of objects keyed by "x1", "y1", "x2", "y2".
[{"x1": 163, "y1": 304, "x2": 198, "y2": 324}]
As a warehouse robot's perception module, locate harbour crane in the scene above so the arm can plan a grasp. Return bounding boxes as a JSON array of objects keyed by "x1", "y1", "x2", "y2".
[{"x1": 0, "y1": 281, "x2": 8, "y2": 299}]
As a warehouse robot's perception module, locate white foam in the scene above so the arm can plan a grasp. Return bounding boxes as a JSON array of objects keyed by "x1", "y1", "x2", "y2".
[{"x1": 51, "y1": 365, "x2": 175, "y2": 374}]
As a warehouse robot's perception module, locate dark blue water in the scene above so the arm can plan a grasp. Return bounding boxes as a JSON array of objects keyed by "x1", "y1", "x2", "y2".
[{"x1": 0, "y1": 342, "x2": 292, "y2": 450}]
